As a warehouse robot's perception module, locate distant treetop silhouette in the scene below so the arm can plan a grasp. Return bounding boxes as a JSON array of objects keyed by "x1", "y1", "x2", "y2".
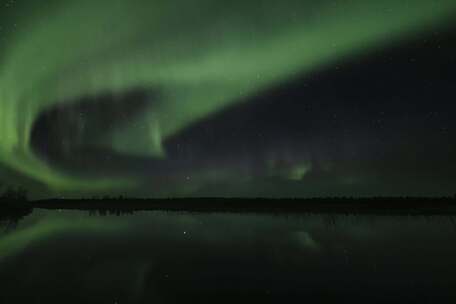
[{"x1": 0, "y1": 185, "x2": 28, "y2": 201}]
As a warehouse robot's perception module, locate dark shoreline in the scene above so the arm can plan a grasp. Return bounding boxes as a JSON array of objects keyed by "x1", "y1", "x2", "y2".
[
  {"x1": 26, "y1": 197, "x2": 456, "y2": 216},
  {"x1": 1, "y1": 197, "x2": 456, "y2": 217}
]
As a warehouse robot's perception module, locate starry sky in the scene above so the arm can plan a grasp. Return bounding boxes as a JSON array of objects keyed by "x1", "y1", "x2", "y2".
[{"x1": 0, "y1": 0, "x2": 456, "y2": 198}]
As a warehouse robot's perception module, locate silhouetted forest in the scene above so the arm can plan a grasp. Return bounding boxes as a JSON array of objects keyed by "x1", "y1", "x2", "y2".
[
  {"x1": 0, "y1": 184, "x2": 28, "y2": 202},
  {"x1": 0, "y1": 183, "x2": 32, "y2": 229},
  {"x1": 35, "y1": 196, "x2": 456, "y2": 216},
  {"x1": 0, "y1": 189, "x2": 456, "y2": 229}
]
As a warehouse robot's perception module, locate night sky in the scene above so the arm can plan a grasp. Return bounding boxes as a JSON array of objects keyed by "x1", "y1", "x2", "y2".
[{"x1": 1, "y1": 0, "x2": 456, "y2": 198}]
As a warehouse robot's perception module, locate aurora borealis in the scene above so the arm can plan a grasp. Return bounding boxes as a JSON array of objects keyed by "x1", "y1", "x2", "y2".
[{"x1": 1, "y1": 0, "x2": 456, "y2": 198}]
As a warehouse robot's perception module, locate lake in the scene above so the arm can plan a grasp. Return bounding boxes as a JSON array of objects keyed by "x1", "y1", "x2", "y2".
[{"x1": 1, "y1": 208, "x2": 456, "y2": 303}]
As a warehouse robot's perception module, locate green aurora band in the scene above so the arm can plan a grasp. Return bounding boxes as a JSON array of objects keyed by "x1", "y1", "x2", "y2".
[{"x1": 0, "y1": 0, "x2": 455, "y2": 195}]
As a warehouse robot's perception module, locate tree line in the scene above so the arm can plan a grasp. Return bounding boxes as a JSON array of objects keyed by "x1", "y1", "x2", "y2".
[{"x1": 0, "y1": 183, "x2": 28, "y2": 201}]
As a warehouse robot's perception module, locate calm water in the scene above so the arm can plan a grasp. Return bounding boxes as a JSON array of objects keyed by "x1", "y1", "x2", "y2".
[{"x1": 1, "y1": 209, "x2": 456, "y2": 303}]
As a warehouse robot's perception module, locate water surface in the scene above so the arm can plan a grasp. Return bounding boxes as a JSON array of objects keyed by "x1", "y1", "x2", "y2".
[{"x1": 1, "y1": 208, "x2": 455, "y2": 303}]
